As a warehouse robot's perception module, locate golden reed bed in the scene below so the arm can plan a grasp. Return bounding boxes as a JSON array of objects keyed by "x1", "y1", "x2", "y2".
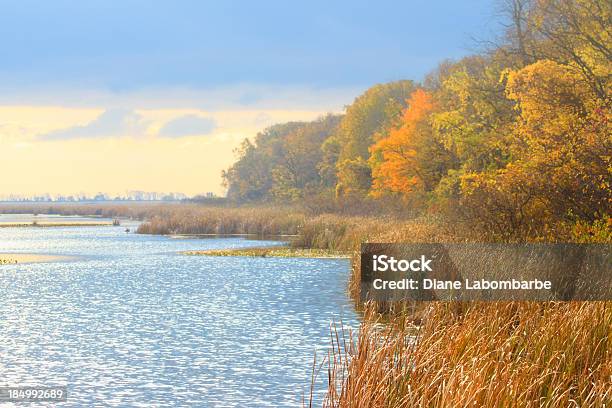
[{"x1": 313, "y1": 301, "x2": 611, "y2": 408}]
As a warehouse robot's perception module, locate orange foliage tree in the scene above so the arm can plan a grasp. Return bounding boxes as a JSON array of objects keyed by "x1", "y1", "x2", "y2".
[{"x1": 368, "y1": 89, "x2": 435, "y2": 200}]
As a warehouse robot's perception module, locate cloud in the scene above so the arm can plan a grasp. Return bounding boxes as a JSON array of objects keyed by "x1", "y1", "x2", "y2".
[
  {"x1": 1, "y1": 84, "x2": 359, "y2": 112},
  {"x1": 158, "y1": 114, "x2": 217, "y2": 137},
  {"x1": 39, "y1": 108, "x2": 149, "y2": 140}
]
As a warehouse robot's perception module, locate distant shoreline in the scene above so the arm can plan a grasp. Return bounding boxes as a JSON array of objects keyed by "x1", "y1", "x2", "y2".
[
  {"x1": 0, "y1": 222, "x2": 113, "y2": 228},
  {"x1": 0, "y1": 253, "x2": 77, "y2": 265}
]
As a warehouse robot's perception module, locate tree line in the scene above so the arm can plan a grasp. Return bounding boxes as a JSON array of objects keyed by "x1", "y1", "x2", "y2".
[{"x1": 223, "y1": 0, "x2": 610, "y2": 240}]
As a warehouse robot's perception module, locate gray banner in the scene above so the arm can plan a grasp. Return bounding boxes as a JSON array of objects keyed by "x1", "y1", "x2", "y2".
[
  {"x1": 360, "y1": 243, "x2": 611, "y2": 302},
  {"x1": 0, "y1": 386, "x2": 68, "y2": 402}
]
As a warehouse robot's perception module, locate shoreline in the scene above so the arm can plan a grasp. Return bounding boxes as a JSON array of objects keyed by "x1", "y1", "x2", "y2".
[
  {"x1": 0, "y1": 222, "x2": 113, "y2": 228},
  {"x1": 0, "y1": 253, "x2": 77, "y2": 265}
]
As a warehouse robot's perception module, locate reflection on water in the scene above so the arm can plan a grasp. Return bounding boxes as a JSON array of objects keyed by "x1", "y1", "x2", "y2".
[{"x1": 0, "y1": 221, "x2": 358, "y2": 407}]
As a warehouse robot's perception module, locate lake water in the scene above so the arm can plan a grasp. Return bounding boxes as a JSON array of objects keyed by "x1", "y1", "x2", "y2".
[{"x1": 0, "y1": 219, "x2": 358, "y2": 407}]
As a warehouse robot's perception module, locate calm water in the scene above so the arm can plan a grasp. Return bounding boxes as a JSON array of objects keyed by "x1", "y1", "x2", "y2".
[
  {"x1": 0, "y1": 219, "x2": 358, "y2": 407},
  {"x1": 0, "y1": 213, "x2": 110, "y2": 224}
]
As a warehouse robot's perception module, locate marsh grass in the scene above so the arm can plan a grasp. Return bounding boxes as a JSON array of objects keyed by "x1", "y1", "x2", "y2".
[
  {"x1": 0, "y1": 203, "x2": 306, "y2": 236},
  {"x1": 314, "y1": 301, "x2": 611, "y2": 408},
  {"x1": 183, "y1": 247, "x2": 349, "y2": 258},
  {"x1": 4, "y1": 202, "x2": 609, "y2": 407},
  {"x1": 296, "y1": 215, "x2": 610, "y2": 407},
  {"x1": 0, "y1": 202, "x2": 157, "y2": 219},
  {"x1": 136, "y1": 206, "x2": 305, "y2": 236}
]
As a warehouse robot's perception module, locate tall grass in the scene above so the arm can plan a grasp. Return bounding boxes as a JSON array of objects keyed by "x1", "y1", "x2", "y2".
[
  {"x1": 318, "y1": 301, "x2": 611, "y2": 407},
  {"x1": 5, "y1": 202, "x2": 608, "y2": 407},
  {"x1": 0, "y1": 202, "x2": 160, "y2": 220},
  {"x1": 293, "y1": 213, "x2": 466, "y2": 249},
  {"x1": 0, "y1": 203, "x2": 306, "y2": 236},
  {"x1": 136, "y1": 206, "x2": 305, "y2": 235},
  {"x1": 297, "y1": 215, "x2": 610, "y2": 407}
]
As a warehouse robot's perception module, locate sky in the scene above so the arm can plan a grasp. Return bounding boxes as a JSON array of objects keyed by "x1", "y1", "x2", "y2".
[{"x1": 0, "y1": 0, "x2": 498, "y2": 197}]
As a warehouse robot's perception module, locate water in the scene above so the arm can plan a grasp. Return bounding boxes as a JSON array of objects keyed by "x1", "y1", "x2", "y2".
[
  {"x1": 0, "y1": 213, "x2": 109, "y2": 224},
  {"x1": 0, "y1": 219, "x2": 358, "y2": 407}
]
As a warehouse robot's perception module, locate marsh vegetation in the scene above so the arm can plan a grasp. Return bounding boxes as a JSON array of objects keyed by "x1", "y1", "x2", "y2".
[{"x1": 2, "y1": 0, "x2": 609, "y2": 406}]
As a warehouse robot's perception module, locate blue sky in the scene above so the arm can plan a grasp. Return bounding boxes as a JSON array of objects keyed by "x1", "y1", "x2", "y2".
[
  {"x1": 0, "y1": 0, "x2": 497, "y2": 92},
  {"x1": 0, "y1": 0, "x2": 501, "y2": 197}
]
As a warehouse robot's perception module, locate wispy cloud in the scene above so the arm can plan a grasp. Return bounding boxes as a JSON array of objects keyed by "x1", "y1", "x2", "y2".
[
  {"x1": 158, "y1": 114, "x2": 217, "y2": 138},
  {"x1": 39, "y1": 108, "x2": 150, "y2": 140},
  {"x1": 3, "y1": 84, "x2": 358, "y2": 112}
]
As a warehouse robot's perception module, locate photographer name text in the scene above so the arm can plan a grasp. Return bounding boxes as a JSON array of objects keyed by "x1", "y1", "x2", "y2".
[{"x1": 371, "y1": 255, "x2": 552, "y2": 291}]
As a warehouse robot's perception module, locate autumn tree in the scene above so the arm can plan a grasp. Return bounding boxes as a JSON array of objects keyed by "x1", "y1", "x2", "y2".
[
  {"x1": 223, "y1": 117, "x2": 341, "y2": 203},
  {"x1": 505, "y1": 60, "x2": 610, "y2": 220},
  {"x1": 223, "y1": 122, "x2": 309, "y2": 202},
  {"x1": 460, "y1": 59, "x2": 610, "y2": 237},
  {"x1": 525, "y1": 0, "x2": 611, "y2": 100},
  {"x1": 318, "y1": 136, "x2": 341, "y2": 189},
  {"x1": 369, "y1": 89, "x2": 452, "y2": 201},
  {"x1": 335, "y1": 158, "x2": 372, "y2": 198},
  {"x1": 497, "y1": 0, "x2": 539, "y2": 65},
  {"x1": 334, "y1": 80, "x2": 415, "y2": 196},
  {"x1": 270, "y1": 115, "x2": 342, "y2": 201},
  {"x1": 429, "y1": 55, "x2": 517, "y2": 174},
  {"x1": 223, "y1": 138, "x2": 272, "y2": 202},
  {"x1": 222, "y1": 0, "x2": 610, "y2": 241}
]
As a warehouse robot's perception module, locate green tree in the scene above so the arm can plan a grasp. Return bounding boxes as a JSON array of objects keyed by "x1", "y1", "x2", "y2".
[
  {"x1": 223, "y1": 122, "x2": 304, "y2": 202},
  {"x1": 270, "y1": 115, "x2": 342, "y2": 201},
  {"x1": 223, "y1": 116, "x2": 341, "y2": 203},
  {"x1": 335, "y1": 158, "x2": 372, "y2": 198}
]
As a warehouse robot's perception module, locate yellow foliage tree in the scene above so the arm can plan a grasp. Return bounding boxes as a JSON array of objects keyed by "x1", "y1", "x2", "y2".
[{"x1": 460, "y1": 59, "x2": 610, "y2": 237}]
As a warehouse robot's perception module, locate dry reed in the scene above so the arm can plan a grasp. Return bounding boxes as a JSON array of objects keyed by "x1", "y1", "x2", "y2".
[{"x1": 315, "y1": 301, "x2": 611, "y2": 407}]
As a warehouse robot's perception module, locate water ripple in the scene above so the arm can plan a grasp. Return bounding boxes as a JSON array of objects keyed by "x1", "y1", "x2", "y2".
[{"x1": 0, "y1": 224, "x2": 358, "y2": 406}]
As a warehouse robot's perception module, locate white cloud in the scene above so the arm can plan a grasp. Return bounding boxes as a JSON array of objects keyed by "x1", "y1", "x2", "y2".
[
  {"x1": 158, "y1": 114, "x2": 217, "y2": 137},
  {"x1": 38, "y1": 108, "x2": 150, "y2": 140}
]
